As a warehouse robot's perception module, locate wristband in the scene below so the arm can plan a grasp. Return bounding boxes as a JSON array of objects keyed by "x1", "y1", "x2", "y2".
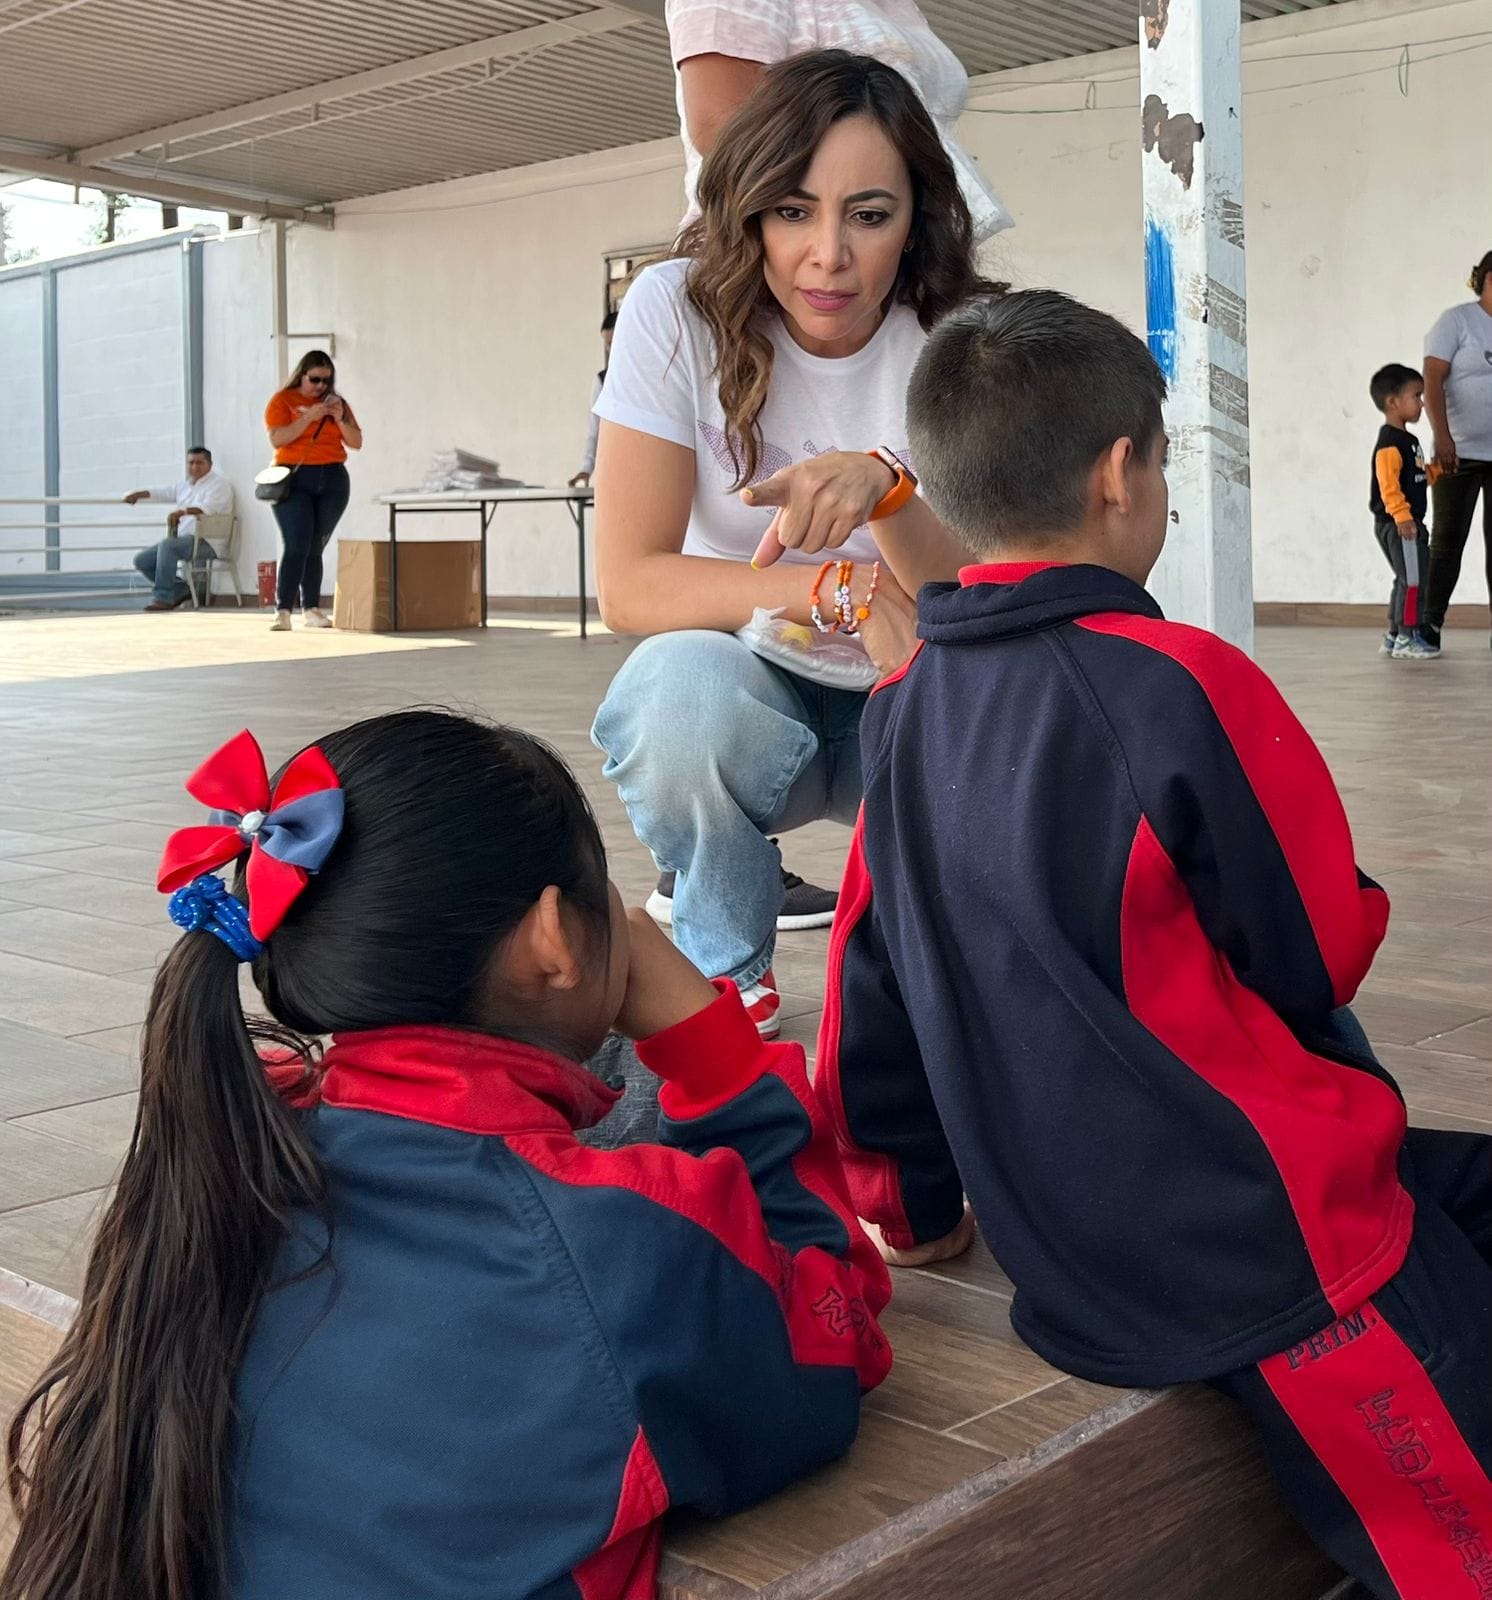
[{"x1": 866, "y1": 447, "x2": 917, "y2": 521}]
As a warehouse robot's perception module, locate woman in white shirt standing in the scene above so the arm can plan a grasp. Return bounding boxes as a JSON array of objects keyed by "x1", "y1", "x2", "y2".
[
  {"x1": 667, "y1": 0, "x2": 1011, "y2": 243},
  {"x1": 591, "y1": 50, "x2": 1001, "y2": 1038},
  {"x1": 1422, "y1": 250, "x2": 1492, "y2": 647}
]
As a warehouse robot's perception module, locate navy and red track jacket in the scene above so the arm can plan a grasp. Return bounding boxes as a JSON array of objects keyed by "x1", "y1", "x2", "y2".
[
  {"x1": 228, "y1": 984, "x2": 890, "y2": 1600},
  {"x1": 816, "y1": 561, "x2": 1408, "y2": 1389}
]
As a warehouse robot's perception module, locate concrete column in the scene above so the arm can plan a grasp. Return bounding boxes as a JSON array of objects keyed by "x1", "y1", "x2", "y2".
[
  {"x1": 182, "y1": 236, "x2": 204, "y2": 449},
  {"x1": 1139, "y1": 0, "x2": 1253, "y2": 652},
  {"x1": 40, "y1": 265, "x2": 59, "y2": 573},
  {"x1": 269, "y1": 218, "x2": 289, "y2": 383}
]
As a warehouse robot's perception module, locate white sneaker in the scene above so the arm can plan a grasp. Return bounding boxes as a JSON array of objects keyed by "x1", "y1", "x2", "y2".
[
  {"x1": 1392, "y1": 631, "x2": 1439, "y2": 660},
  {"x1": 268, "y1": 610, "x2": 292, "y2": 632},
  {"x1": 739, "y1": 968, "x2": 781, "y2": 1040},
  {"x1": 302, "y1": 608, "x2": 334, "y2": 630}
]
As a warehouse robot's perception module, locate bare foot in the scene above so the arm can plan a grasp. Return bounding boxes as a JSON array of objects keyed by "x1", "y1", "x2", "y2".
[{"x1": 864, "y1": 1204, "x2": 977, "y2": 1268}]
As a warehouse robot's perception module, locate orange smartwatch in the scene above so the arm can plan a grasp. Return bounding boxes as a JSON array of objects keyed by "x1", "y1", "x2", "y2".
[{"x1": 866, "y1": 447, "x2": 918, "y2": 521}]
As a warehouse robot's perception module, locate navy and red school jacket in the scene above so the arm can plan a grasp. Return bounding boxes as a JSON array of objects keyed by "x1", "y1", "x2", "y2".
[
  {"x1": 228, "y1": 984, "x2": 891, "y2": 1600},
  {"x1": 816, "y1": 561, "x2": 1409, "y2": 1390}
]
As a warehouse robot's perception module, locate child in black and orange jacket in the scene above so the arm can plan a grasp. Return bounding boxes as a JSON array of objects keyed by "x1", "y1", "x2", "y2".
[
  {"x1": 815, "y1": 291, "x2": 1492, "y2": 1600},
  {"x1": 1369, "y1": 362, "x2": 1437, "y2": 660}
]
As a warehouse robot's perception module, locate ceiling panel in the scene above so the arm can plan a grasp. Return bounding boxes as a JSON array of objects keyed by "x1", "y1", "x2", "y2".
[{"x1": 0, "y1": 0, "x2": 1354, "y2": 210}]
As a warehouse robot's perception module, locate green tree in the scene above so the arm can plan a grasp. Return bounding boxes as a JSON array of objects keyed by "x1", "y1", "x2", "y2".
[
  {"x1": 89, "y1": 191, "x2": 132, "y2": 245},
  {"x1": 0, "y1": 199, "x2": 38, "y2": 265}
]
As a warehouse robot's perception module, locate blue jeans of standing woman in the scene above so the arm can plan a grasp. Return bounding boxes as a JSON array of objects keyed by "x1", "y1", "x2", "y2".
[
  {"x1": 273, "y1": 463, "x2": 350, "y2": 612},
  {"x1": 593, "y1": 630, "x2": 866, "y2": 986}
]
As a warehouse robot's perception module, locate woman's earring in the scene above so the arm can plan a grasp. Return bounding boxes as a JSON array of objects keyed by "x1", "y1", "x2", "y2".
[{"x1": 903, "y1": 238, "x2": 915, "y2": 254}]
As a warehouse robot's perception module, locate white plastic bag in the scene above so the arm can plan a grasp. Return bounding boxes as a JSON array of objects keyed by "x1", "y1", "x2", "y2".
[{"x1": 735, "y1": 606, "x2": 881, "y2": 692}]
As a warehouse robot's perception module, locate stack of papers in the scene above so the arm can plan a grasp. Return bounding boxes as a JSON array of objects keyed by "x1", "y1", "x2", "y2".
[{"x1": 421, "y1": 448, "x2": 523, "y2": 492}]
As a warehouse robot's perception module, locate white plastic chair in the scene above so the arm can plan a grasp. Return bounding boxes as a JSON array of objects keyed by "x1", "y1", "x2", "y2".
[{"x1": 186, "y1": 514, "x2": 244, "y2": 608}]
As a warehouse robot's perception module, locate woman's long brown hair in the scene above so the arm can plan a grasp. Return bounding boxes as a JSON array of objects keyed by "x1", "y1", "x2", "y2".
[
  {"x1": 1, "y1": 936, "x2": 322, "y2": 1600},
  {"x1": 676, "y1": 49, "x2": 1006, "y2": 489},
  {"x1": 283, "y1": 347, "x2": 336, "y2": 392}
]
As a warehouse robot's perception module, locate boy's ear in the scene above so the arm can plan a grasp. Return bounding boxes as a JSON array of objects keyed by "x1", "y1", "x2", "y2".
[{"x1": 1100, "y1": 437, "x2": 1136, "y2": 514}]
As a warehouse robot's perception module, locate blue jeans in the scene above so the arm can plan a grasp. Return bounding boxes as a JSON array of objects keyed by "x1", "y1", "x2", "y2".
[
  {"x1": 133, "y1": 532, "x2": 206, "y2": 604},
  {"x1": 272, "y1": 463, "x2": 350, "y2": 611},
  {"x1": 593, "y1": 631, "x2": 866, "y2": 985}
]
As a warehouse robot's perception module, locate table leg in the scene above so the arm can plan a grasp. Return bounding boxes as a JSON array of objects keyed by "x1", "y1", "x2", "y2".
[
  {"x1": 575, "y1": 498, "x2": 588, "y2": 641},
  {"x1": 388, "y1": 502, "x2": 400, "y2": 634},
  {"x1": 480, "y1": 504, "x2": 490, "y2": 629}
]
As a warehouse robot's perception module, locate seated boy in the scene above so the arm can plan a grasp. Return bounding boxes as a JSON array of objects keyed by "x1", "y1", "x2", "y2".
[{"x1": 816, "y1": 290, "x2": 1492, "y2": 1600}]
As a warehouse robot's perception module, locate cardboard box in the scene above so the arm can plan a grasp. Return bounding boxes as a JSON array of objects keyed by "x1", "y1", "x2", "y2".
[{"x1": 333, "y1": 540, "x2": 482, "y2": 632}]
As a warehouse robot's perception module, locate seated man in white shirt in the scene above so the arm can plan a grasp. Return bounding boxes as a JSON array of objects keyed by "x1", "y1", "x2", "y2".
[{"x1": 125, "y1": 445, "x2": 235, "y2": 612}]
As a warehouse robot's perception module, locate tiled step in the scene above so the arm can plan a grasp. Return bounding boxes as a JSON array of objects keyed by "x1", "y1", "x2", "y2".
[
  {"x1": 1, "y1": 1262, "x2": 1342, "y2": 1599},
  {"x1": 659, "y1": 1235, "x2": 1342, "y2": 1598}
]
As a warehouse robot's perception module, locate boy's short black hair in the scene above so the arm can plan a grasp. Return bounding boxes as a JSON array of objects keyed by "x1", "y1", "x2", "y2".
[
  {"x1": 1369, "y1": 363, "x2": 1422, "y2": 412},
  {"x1": 187, "y1": 445, "x2": 212, "y2": 461},
  {"x1": 907, "y1": 290, "x2": 1167, "y2": 556}
]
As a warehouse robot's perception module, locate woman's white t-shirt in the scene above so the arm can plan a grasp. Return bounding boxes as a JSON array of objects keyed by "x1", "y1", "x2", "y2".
[
  {"x1": 665, "y1": 0, "x2": 1012, "y2": 242},
  {"x1": 1425, "y1": 301, "x2": 1492, "y2": 462},
  {"x1": 594, "y1": 256, "x2": 924, "y2": 567}
]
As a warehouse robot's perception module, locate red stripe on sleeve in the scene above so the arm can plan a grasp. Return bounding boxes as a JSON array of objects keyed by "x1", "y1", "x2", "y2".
[
  {"x1": 571, "y1": 1427, "x2": 667, "y2": 1600},
  {"x1": 509, "y1": 1063, "x2": 891, "y2": 1387},
  {"x1": 813, "y1": 815, "x2": 915, "y2": 1248},
  {"x1": 1121, "y1": 816, "x2": 1411, "y2": 1314},
  {"x1": 1078, "y1": 614, "x2": 1389, "y2": 1006},
  {"x1": 638, "y1": 981, "x2": 770, "y2": 1120},
  {"x1": 646, "y1": 977, "x2": 892, "y2": 1317},
  {"x1": 1261, "y1": 1303, "x2": 1492, "y2": 1598}
]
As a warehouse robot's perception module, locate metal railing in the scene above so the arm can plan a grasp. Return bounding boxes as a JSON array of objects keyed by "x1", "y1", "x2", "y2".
[{"x1": 0, "y1": 497, "x2": 174, "y2": 591}]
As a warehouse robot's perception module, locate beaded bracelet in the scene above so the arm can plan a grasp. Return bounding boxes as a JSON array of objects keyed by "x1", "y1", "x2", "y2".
[
  {"x1": 810, "y1": 557, "x2": 884, "y2": 635},
  {"x1": 837, "y1": 559, "x2": 880, "y2": 635},
  {"x1": 849, "y1": 560, "x2": 881, "y2": 634},
  {"x1": 809, "y1": 560, "x2": 838, "y2": 634},
  {"x1": 834, "y1": 560, "x2": 855, "y2": 631}
]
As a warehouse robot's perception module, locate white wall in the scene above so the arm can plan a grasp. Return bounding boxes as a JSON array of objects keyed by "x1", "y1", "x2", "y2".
[
  {"x1": 207, "y1": 145, "x2": 687, "y2": 596},
  {"x1": 201, "y1": 228, "x2": 279, "y2": 585},
  {"x1": 0, "y1": 275, "x2": 44, "y2": 574},
  {"x1": 55, "y1": 243, "x2": 184, "y2": 570},
  {"x1": 960, "y1": 0, "x2": 1492, "y2": 609},
  {"x1": 200, "y1": 0, "x2": 1491, "y2": 610}
]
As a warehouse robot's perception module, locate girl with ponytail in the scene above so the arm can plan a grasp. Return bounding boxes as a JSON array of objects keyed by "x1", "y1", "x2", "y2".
[{"x1": 2, "y1": 709, "x2": 890, "y2": 1600}]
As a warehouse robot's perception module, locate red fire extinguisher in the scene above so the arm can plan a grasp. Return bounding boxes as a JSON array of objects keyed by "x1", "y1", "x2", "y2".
[{"x1": 257, "y1": 560, "x2": 278, "y2": 607}]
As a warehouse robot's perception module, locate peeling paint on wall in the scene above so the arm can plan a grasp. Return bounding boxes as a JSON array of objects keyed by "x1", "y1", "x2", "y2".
[
  {"x1": 1142, "y1": 0, "x2": 1170, "y2": 50},
  {"x1": 1142, "y1": 93, "x2": 1204, "y2": 189},
  {"x1": 1145, "y1": 217, "x2": 1179, "y2": 383}
]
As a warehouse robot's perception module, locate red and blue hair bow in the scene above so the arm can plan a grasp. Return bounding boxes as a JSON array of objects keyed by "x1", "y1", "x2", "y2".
[{"x1": 157, "y1": 730, "x2": 345, "y2": 941}]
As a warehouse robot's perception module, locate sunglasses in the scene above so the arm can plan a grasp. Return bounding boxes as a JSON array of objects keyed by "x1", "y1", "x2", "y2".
[{"x1": 306, "y1": 375, "x2": 332, "y2": 386}]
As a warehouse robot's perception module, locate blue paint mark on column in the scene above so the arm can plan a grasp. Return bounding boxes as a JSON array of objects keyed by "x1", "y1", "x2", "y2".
[{"x1": 1145, "y1": 217, "x2": 1178, "y2": 384}]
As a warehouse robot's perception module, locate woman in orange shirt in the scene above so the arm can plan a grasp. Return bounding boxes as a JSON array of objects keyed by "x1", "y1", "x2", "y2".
[{"x1": 263, "y1": 350, "x2": 363, "y2": 632}]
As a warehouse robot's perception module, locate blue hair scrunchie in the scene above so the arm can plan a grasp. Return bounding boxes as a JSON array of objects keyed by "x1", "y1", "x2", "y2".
[{"x1": 168, "y1": 873, "x2": 265, "y2": 963}]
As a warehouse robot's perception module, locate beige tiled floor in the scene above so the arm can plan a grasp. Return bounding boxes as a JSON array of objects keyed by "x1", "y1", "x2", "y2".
[{"x1": 0, "y1": 607, "x2": 1488, "y2": 1310}]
